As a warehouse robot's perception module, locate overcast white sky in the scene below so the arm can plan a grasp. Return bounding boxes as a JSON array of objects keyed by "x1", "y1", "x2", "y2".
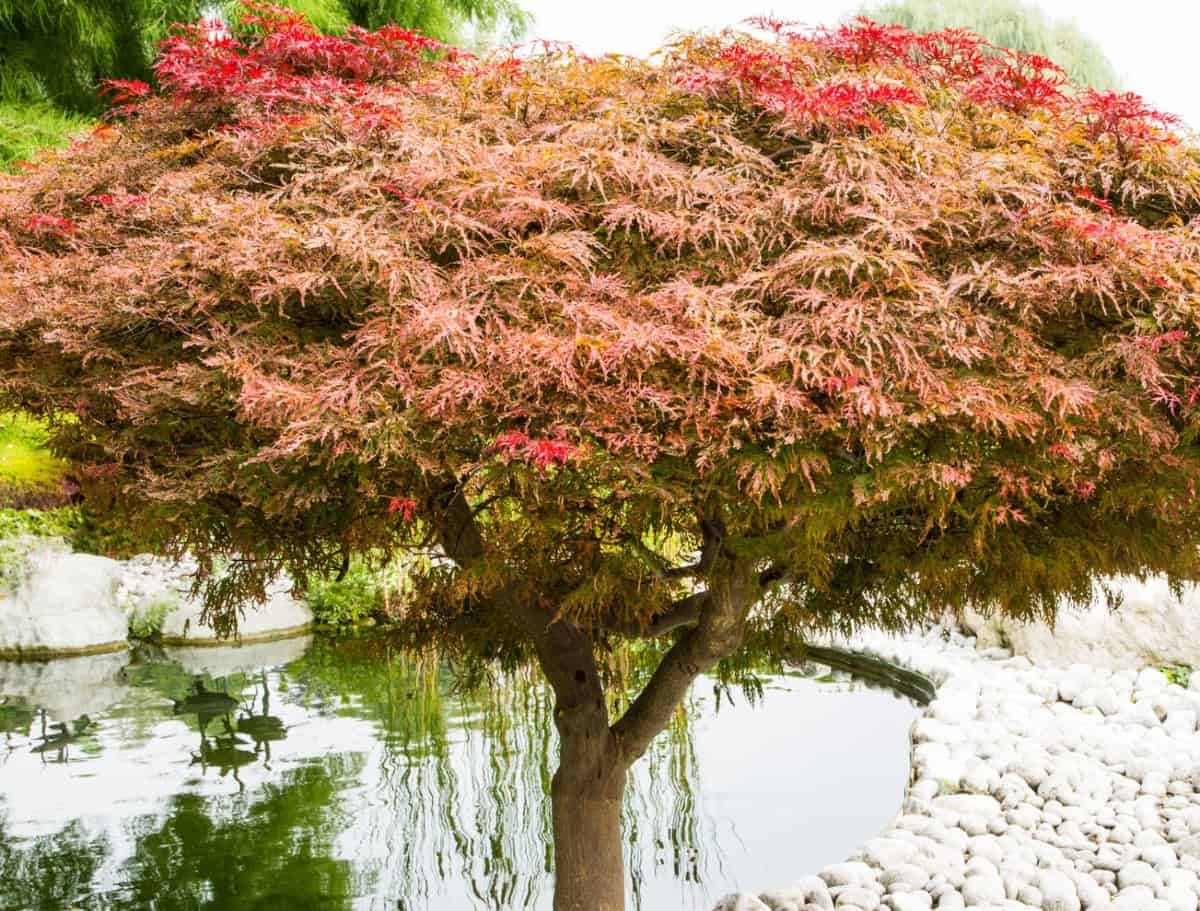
[{"x1": 520, "y1": 0, "x2": 1200, "y2": 129}]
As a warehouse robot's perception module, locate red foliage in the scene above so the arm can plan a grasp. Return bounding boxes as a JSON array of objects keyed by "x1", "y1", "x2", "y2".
[
  {"x1": 23, "y1": 214, "x2": 76, "y2": 238},
  {"x1": 387, "y1": 496, "x2": 418, "y2": 521},
  {"x1": 100, "y1": 78, "x2": 153, "y2": 112},
  {"x1": 150, "y1": 1, "x2": 457, "y2": 116},
  {"x1": 1050, "y1": 212, "x2": 1162, "y2": 251},
  {"x1": 494, "y1": 431, "x2": 580, "y2": 468},
  {"x1": 1071, "y1": 186, "x2": 1114, "y2": 214},
  {"x1": 1079, "y1": 90, "x2": 1181, "y2": 147},
  {"x1": 3, "y1": 7, "x2": 1200, "y2": 644},
  {"x1": 911, "y1": 28, "x2": 990, "y2": 82},
  {"x1": 963, "y1": 49, "x2": 1067, "y2": 113},
  {"x1": 705, "y1": 42, "x2": 923, "y2": 132},
  {"x1": 810, "y1": 17, "x2": 921, "y2": 65}
]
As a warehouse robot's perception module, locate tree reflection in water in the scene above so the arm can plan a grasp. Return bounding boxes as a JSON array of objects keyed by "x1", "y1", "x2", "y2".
[
  {"x1": 0, "y1": 820, "x2": 108, "y2": 911},
  {"x1": 0, "y1": 634, "x2": 732, "y2": 911},
  {"x1": 116, "y1": 761, "x2": 357, "y2": 910},
  {"x1": 284, "y1": 635, "x2": 722, "y2": 911}
]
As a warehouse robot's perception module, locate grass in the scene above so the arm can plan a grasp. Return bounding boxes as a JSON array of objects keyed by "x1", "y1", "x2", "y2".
[
  {"x1": 0, "y1": 412, "x2": 69, "y2": 507},
  {"x1": 0, "y1": 102, "x2": 91, "y2": 171},
  {"x1": 1162, "y1": 665, "x2": 1192, "y2": 688}
]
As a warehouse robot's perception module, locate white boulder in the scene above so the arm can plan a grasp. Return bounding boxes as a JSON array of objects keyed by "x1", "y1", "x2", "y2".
[
  {"x1": 0, "y1": 543, "x2": 128, "y2": 657},
  {"x1": 962, "y1": 576, "x2": 1200, "y2": 669},
  {"x1": 158, "y1": 571, "x2": 313, "y2": 644}
]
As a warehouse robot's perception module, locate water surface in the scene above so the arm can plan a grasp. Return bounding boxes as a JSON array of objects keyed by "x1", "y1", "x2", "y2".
[{"x1": 0, "y1": 634, "x2": 918, "y2": 911}]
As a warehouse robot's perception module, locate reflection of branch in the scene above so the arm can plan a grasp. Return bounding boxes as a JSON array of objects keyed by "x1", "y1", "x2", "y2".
[{"x1": 789, "y1": 644, "x2": 936, "y2": 705}]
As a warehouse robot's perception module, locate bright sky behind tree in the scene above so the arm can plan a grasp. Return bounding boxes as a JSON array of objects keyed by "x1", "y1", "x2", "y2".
[{"x1": 521, "y1": 0, "x2": 1200, "y2": 129}]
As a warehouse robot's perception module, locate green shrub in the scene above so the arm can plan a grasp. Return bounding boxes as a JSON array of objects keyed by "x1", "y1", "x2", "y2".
[
  {"x1": 306, "y1": 559, "x2": 385, "y2": 626},
  {"x1": 128, "y1": 598, "x2": 173, "y2": 639},
  {"x1": 1162, "y1": 665, "x2": 1192, "y2": 688},
  {"x1": 0, "y1": 507, "x2": 78, "y2": 541}
]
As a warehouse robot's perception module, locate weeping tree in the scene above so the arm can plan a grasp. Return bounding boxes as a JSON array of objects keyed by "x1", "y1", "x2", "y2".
[
  {"x1": 858, "y1": 0, "x2": 1120, "y2": 90},
  {"x1": 3, "y1": 9, "x2": 1200, "y2": 910}
]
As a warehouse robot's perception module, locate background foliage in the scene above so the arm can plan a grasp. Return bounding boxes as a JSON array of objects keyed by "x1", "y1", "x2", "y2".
[{"x1": 857, "y1": 0, "x2": 1120, "y2": 89}]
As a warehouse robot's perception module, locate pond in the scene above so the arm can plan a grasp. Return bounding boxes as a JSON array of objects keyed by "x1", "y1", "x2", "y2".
[{"x1": 0, "y1": 634, "x2": 919, "y2": 911}]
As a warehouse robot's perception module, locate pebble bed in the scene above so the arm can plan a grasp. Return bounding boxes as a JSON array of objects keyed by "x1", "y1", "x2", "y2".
[{"x1": 713, "y1": 628, "x2": 1200, "y2": 911}]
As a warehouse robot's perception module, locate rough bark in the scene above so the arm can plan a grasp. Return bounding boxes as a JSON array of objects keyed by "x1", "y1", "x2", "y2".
[{"x1": 549, "y1": 698, "x2": 626, "y2": 911}]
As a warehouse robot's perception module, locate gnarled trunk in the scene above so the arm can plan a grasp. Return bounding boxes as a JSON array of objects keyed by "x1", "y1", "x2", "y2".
[{"x1": 536, "y1": 565, "x2": 759, "y2": 911}]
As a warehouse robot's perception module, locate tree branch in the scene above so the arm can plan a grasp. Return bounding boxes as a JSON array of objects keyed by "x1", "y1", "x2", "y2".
[
  {"x1": 610, "y1": 566, "x2": 755, "y2": 765},
  {"x1": 433, "y1": 476, "x2": 610, "y2": 738},
  {"x1": 606, "y1": 591, "x2": 710, "y2": 638}
]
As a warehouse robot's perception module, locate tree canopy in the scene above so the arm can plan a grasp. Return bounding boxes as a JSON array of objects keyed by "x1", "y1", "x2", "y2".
[
  {"x1": 858, "y1": 0, "x2": 1120, "y2": 90},
  {"x1": 2, "y1": 9, "x2": 1200, "y2": 909}
]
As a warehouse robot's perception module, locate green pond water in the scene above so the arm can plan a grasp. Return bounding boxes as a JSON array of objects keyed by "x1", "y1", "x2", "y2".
[{"x1": 0, "y1": 633, "x2": 918, "y2": 911}]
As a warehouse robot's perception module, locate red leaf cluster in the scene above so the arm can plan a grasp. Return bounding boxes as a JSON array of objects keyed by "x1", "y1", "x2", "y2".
[
  {"x1": 387, "y1": 496, "x2": 418, "y2": 521},
  {"x1": 23, "y1": 214, "x2": 76, "y2": 238},
  {"x1": 151, "y1": 2, "x2": 457, "y2": 116},
  {"x1": 493, "y1": 431, "x2": 580, "y2": 469}
]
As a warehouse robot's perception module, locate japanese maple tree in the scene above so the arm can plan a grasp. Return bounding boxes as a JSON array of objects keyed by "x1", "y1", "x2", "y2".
[{"x1": 3, "y1": 7, "x2": 1200, "y2": 909}]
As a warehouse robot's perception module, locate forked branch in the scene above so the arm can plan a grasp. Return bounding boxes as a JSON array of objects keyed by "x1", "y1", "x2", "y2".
[{"x1": 609, "y1": 566, "x2": 756, "y2": 764}]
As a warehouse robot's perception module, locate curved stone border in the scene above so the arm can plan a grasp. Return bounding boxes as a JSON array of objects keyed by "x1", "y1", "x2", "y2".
[
  {"x1": 714, "y1": 628, "x2": 1200, "y2": 911},
  {"x1": 158, "y1": 621, "x2": 314, "y2": 647},
  {"x1": 0, "y1": 639, "x2": 129, "y2": 661}
]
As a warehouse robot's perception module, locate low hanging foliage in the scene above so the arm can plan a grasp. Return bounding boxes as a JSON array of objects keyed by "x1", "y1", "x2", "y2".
[{"x1": 2, "y1": 5, "x2": 1200, "y2": 648}]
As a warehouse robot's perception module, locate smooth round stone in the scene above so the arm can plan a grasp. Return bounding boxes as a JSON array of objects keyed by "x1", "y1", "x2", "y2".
[
  {"x1": 1117, "y1": 860, "x2": 1163, "y2": 891},
  {"x1": 885, "y1": 894, "x2": 931, "y2": 911},
  {"x1": 961, "y1": 874, "x2": 1005, "y2": 906},
  {"x1": 822, "y1": 864, "x2": 879, "y2": 889}
]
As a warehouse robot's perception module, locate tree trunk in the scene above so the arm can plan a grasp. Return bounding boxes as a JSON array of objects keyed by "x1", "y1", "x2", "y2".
[
  {"x1": 550, "y1": 760, "x2": 626, "y2": 911},
  {"x1": 431, "y1": 484, "x2": 759, "y2": 911}
]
